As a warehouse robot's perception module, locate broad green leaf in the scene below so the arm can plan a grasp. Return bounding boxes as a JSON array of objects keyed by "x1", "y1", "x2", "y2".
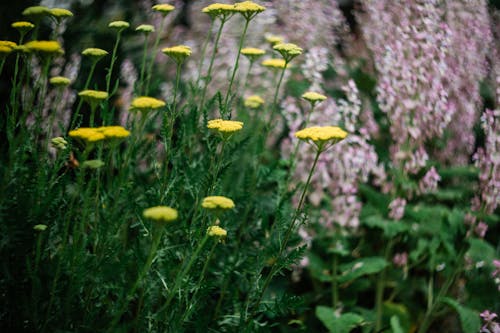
[
  {"x1": 316, "y1": 306, "x2": 364, "y2": 333},
  {"x1": 467, "y1": 238, "x2": 495, "y2": 265},
  {"x1": 339, "y1": 257, "x2": 388, "y2": 284},
  {"x1": 441, "y1": 297, "x2": 480, "y2": 333},
  {"x1": 363, "y1": 215, "x2": 409, "y2": 237},
  {"x1": 308, "y1": 252, "x2": 332, "y2": 283}
]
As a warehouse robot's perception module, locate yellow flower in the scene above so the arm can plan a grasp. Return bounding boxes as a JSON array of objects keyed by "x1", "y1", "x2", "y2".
[
  {"x1": 295, "y1": 126, "x2": 348, "y2": 150},
  {"x1": 261, "y1": 58, "x2": 287, "y2": 69},
  {"x1": 69, "y1": 128, "x2": 106, "y2": 143},
  {"x1": 161, "y1": 45, "x2": 191, "y2": 63},
  {"x1": 0, "y1": 46, "x2": 13, "y2": 56},
  {"x1": 130, "y1": 96, "x2": 166, "y2": 111},
  {"x1": 136, "y1": 24, "x2": 155, "y2": 33},
  {"x1": 207, "y1": 119, "x2": 244, "y2": 135},
  {"x1": 49, "y1": 76, "x2": 71, "y2": 87},
  {"x1": 22, "y1": 6, "x2": 50, "y2": 17},
  {"x1": 78, "y1": 90, "x2": 108, "y2": 103},
  {"x1": 202, "y1": 196, "x2": 235, "y2": 210},
  {"x1": 241, "y1": 47, "x2": 265, "y2": 62},
  {"x1": 51, "y1": 137, "x2": 68, "y2": 150},
  {"x1": 234, "y1": 1, "x2": 265, "y2": 21},
  {"x1": 244, "y1": 95, "x2": 264, "y2": 109},
  {"x1": 207, "y1": 225, "x2": 227, "y2": 238},
  {"x1": 152, "y1": 4, "x2": 175, "y2": 15},
  {"x1": 265, "y1": 34, "x2": 284, "y2": 45},
  {"x1": 82, "y1": 48, "x2": 108, "y2": 59},
  {"x1": 0, "y1": 41, "x2": 17, "y2": 49},
  {"x1": 108, "y1": 21, "x2": 130, "y2": 30},
  {"x1": 49, "y1": 8, "x2": 74, "y2": 18},
  {"x1": 98, "y1": 126, "x2": 131, "y2": 139},
  {"x1": 302, "y1": 91, "x2": 327, "y2": 106},
  {"x1": 11, "y1": 21, "x2": 35, "y2": 34},
  {"x1": 202, "y1": 3, "x2": 236, "y2": 20},
  {"x1": 143, "y1": 206, "x2": 178, "y2": 223},
  {"x1": 273, "y1": 42, "x2": 303, "y2": 62},
  {"x1": 33, "y1": 224, "x2": 48, "y2": 231},
  {"x1": 24, "y1": 40, "x2": 63, "y2": 54}
]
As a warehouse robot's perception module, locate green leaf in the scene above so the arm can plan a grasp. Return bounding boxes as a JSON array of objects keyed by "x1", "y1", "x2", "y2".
[
  {"x1": 316, "y1": 306, "x2": 364, "y2": 333},
  {"x1": 390, "y1": 315, "x2": 404, "y2": 333},
  {"x1": 363, "y1": 215, "x2": 409, "y2": 237},
  {"x1": 338, "y1": 257, "x2": 388, "y2": 284},
  {"x1": 440, "y1": 297, "x2": 480, "y2": 333},
  {"x1": 467, "y1": 238, "x2": 495, "y2": 265}
]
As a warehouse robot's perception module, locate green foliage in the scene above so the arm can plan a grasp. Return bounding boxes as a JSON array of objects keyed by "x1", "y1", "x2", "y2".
[{"x1": 316, "y1": 306, "x2": 364, "y2": 333}]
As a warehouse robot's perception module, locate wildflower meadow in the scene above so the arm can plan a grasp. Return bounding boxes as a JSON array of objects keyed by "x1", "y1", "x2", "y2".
[{"x1": 1, "y1": 1, "x2": 499, "y2": 332}]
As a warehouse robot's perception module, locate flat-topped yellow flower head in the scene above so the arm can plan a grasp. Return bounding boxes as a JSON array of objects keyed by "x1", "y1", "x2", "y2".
[
  {"x1": 161, "y1": 45, "x2": 191, "y2": 63},
  {"x1": 152, "y1": 4, "x2": 175, "y2": 15},
  {"x1": 0, "y1": 41, "x2": 17, "y2": 49},
  {"x1": 202, "y1": 3, "x2": 236, "y2": 21},
  {"x1": 108, "y1": 21, "x2": 130, "y2": 31},
  {"x1": 302, "y1": 91, "x2": 327, "y2": 108},
  {"x1": 202, "y1": 196, "x2": 235, "y2": 210},
  {"x1": 234, "y1": 1, "x2": 265, "y2": 21},
  {"x1": 49, "y1": 76, "x2": 71, "y2": 87},
  {"x1": 24, "y1": 40, "x2": 63, "y2": 55},
  {"x1": 0, "y1": 43, "x2": 15, "y2": 57},
  {"x1": 261, "y1": 58, "x2": 287, "y2": 69},
  {"x1": 207, "y1": 119, "x2": 244, "y2": 138},
  {"x1": 143, "y1": 206, "x2": 178, "y2": 224},
  {"x1": 11, "y1": 21, "x2": 35, "y2": 34},
  {"x1": 295, "y1": 126, "x2": 348, "y2": 151},
  {"x1": 265, "y1": 34, "x2": 284, "y2": 46},
  {"x1": 79, "y1": 90, "x2": 108, "y2": 102},
  {"x1": 50, "y1": 8, "x2": 73, "y2": 19},
  {"x1": 207, "y1": 225, "x2": 227, "y2": 239},
  {"x1": 82, "y1": 48, "x2": 108, "y2": 62},
  {"x1": 273, "y1": 42, "x2": 303, "y2": 62},
  {"x1": 241, "y1": 47, "x2": 265, "y2": 62},
  {"x1": 22, "y1": 6, "x2": 50, "y2": 18},
  {"x1": 130, "y1": 96, "x2": 166, "y2": 111},
  {"x1": 98, "y1": 126, "x2": 131, "y2": 139},
  {"x1": 136, "y1": 24, "x2": 155, "y2": 34},
  {"x1": 69, "y1": 128, "x2": 106, "y2": 143},
  {"x1": 244, "y1": 95, "x2": 265, "y2": 109}
]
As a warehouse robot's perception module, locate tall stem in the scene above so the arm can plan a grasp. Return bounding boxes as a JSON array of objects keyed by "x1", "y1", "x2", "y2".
[
  {"x1": 198, "y1": 19, "x2": 226, "y2": 112},
  {"x1": 223, "y1": 19, "x2": 250, "y2": 116},
  {"x1": 195, "y1": 20, "x2": 215, "y2": 90},
  {"x1": 332, "y1": 254, "x2": 339, "y2": 309},
  {"x1": 138, "y1": 37, "x2": 149, "y2": 95},
  {"x1": 106, "y1": 31, "x2": 122, "y2": 94},
  {"x1": 245, "y1": 148, "x2": 322, "y2": 325},
  {"x1": 145, "y1": 18, "x2": 166, "y2": 95}
]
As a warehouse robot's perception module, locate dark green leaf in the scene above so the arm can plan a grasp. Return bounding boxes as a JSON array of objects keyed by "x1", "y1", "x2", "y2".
[
  {"x1": 338, "y1": 257, "x2": 388, "y2": 284},
  {"x1": 316, "y1": 306, "x2": 364, "y2": 333}
]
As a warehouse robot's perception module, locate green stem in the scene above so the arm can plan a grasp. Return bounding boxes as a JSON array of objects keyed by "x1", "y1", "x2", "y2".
[
  {"x1": 375, "y1": 239, "x2": 394, "y2": 331},
  {"x1": 195, "y1": 20, "x2": 215, "y2": 90},
  {"x1": 223, "y1": 19, "x2": 250, "y2": 116},
  {"x1": 70, "y1": 62, "x2": 97, "y2": 130},
  {"x1": 242, "y1": 61, "x2": 254, "y2": 96},
  {"x1": 245, "y1": 148, "x2": 322, "y2": 325},
  {"x1": 198, "y1": 19, "x2": 226, "y2": 112},
  {"x1": 106, "y1": 31, "x2": 122, "y2": 94},
  {"x1": 138, "y1": 37, "x2": 149, "y2": 95},
  {"x1": 332, "y1": 254, "x2": 339, "y2": 309},
  {"x1": 145, "y1": 18, "x2": 166, "y2": 95},
  {"x1": 268, "y1": 64, "x2": 287, "y2": 126},
  {"x1": 109, "y1": 227, "x2": 164, "y2": 329}
]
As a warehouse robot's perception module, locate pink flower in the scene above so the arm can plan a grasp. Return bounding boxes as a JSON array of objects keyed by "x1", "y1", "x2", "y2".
[{"x1": 388, "y1": 198, "x2": 406, "y2": 220}]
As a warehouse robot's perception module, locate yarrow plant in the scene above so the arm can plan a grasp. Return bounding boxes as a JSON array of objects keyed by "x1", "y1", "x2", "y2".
[{"x1": 0, "y1": 2, "x2": 499, "y2": 333}]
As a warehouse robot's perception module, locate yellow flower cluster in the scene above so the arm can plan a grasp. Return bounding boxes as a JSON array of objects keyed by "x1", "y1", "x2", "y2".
[
  {"x1": 295, "y1": 126, "x2": 348, "y2": 147},
  {"x1": 130, "y1": 96, "x2": 166, "y2": 111},
  {"x1": 302, "y1": 91, "x2": 327, "y2": 103},
  {"x1": 22, "y1": 6, "x2": 50, "y2": 17},
  {"x1": 244, "y1": 95, "x2": 265, "y2": 109},
  {"x1": 108, "y1": 21, "x2": 130, "y2": 30},
  {"x1": 136, "y1": 24, "x2": 155, "y2": 33},
  {"x1": 261, "y1": 58, "x2": 287, "y2": 69},
  {"x1": 265, "y1": 34, "x2": 284, "y2": 45},
  {"x1": 143, "y1": 206, "x2": 178, "y2": 224},
  {"x1": 82, "y1": 48, "x2": 108, "y2": 58},
  {"x1": 207, "y1": 119, "x2": 244, "y2": 134},
  {"x1": 51, "y1": 137, "x2": 68, "y2": 150},
  {"x1": 49, "y1": 76, "x2": 71, "y2": 87},
  {"x1": 0, "y1": 41, "x2": 16, "y2": 56},
  {"x1": 202, "y1": 196, "x2": 235, "y2": 210},
  {"x1": 241, "y1": 47, "x2": 265, "y2": 56},
  {"x1": 24, "y1": 40, "x2": 63, "y2": 54},
  {"x1": 78, "y1": 90, "x2": 109, "y2": 102},
  {"x1": 234, "y1": 1, "x2": 266, "y2": 20},
  {"x1": 273, "y1": 42, "x2": 303, "y2": 62},
  {"x1": 207, "y1": 225, "x2": 227, "y2": 238},
  {"x1": 202, "y1": 3, "x2": 236, "y2": 20},
  {"x1": 11, "y1": 21, "x2": 35, "y2": 33},
  {"x1": 152, "y1": 4, "x2": 175, "y2": 14},
  {"x1": 161, "y1": 45, "x2": 192, "y2": 63},
  {"x1": 69, "y1": 126, "x2": 131, "y2": 143},
  {"x1": 50, "y1": 8, "x2": 73, "y2": 18}
]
